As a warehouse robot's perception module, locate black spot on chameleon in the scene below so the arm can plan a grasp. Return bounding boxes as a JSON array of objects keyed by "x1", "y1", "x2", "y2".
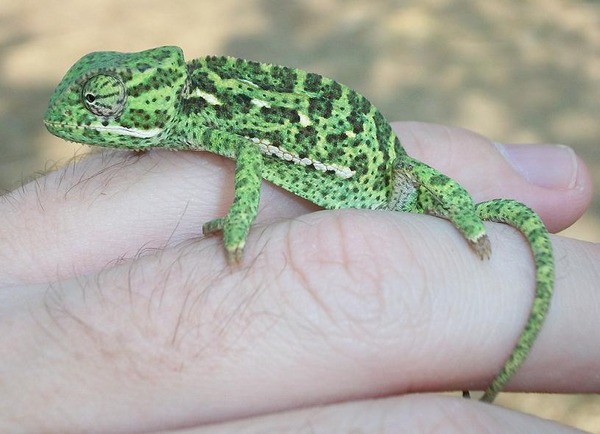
[
  {"x1": 349, "y1": 117, "x2": 364, "y2": 134},
  {"x1": 372, "y1": 110, "x2": 395, "y2": 154},
  {"x1": 136, "y1": 63, "x2": 152, "y2": 73},
  {"x1": 329, "y1": 146, "x2": 347, "y2": 159},
  {"x1": 258, "y1": 106, "x2": 300, "y2": 124},
  {"x1": 205, "y1": 56, "x2": 227, "y2": 69},
  {"x1": 304, "y1": 73, "x2": 323, "y2": 92},
  {"x1": 325, "y1": 132, "x2": 347, "y2": 143},
  {"x1": 214, "y1": 104, "x2": 235, "y2": 120},
  {"x1": 294, "y1": 126, "x2": 317, "y2": 144},
  {"x1": 308, "y1": 98, "x2": 333, "y2": 118},
  {"x1": 231, "y1": 93, "x2": 254, "y2": 111},
  {"x1": 346, "y1": 91, "x2": 373, "y2": 116},
  {"x1": 187, "y1": 66, "x2": 218, "y2": 94},
  {"x1": 118, "y1": 70, "x2": 133, "y2": 83},
  {"x1": 82, "y1": 127, "x2": 102, "y2": 139},
  {"x1": 321, "y1": 80, "x2": 344, "y2": 100},
  {"x1": 428, "y1": 174, "x2": 448, "y2": 186},
  {"x1": 149, "y1": 71, "x2": 171, "y2": 89},
  {"x1": 267, "y1": 65, "x2": 297, "y2": 92},
  {"x1": 237, "y1": 59, "x2": 263, "y2": 80},
  {"x1": 129, "y1": 82, "x2": 151, "y2": 98},
  {"x1": 287, "y1": 111, "x2": 301, "y2": 123},
  {"x1": 181, "y1": 97, "x2": 208, "y2": 115},
  {"x1": 353, "y1": 153, "x2": 368, "y2": 165}
]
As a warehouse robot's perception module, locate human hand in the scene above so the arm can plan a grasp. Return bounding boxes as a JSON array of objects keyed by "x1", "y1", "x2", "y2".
[{"x1": 0, "y1": 122, "x2": 596, "y2": 433}]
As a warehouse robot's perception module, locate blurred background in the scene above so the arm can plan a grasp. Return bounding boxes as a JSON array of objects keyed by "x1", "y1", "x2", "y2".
[{"x1": 1, "y1": 0, "x2": 598, "y2": 430}]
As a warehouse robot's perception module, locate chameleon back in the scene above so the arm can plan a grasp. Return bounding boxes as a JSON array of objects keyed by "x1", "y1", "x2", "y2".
[{"x1": 175, "y1": 55, "x2": 404, "y2": 210}]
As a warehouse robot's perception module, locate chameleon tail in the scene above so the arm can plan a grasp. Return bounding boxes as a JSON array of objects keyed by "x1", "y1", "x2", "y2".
[{"x1": 475, "y1": 199, "x2": 554, "y2": 402}]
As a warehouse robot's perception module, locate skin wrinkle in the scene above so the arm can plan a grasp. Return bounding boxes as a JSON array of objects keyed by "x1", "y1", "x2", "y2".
[
  {"x1": 40, "y1": 281, "x2": 84, "y2": 348},
  {"x1": 288, "y1": 214, "x2": 420, "y2": 376},
  {"x1": 150, "y1": 256, "x2": 187, "y2": 345},
  {"x1": 172, "y1": 279, "x2": 219, "y2": 361},
  {"x1": 280, "y1": 225, "x2": 315, "y2": 313},
  {"x1": 158, "y1": 278, "x2": 216, "y2": 370},
  {"x1": 279, "y1": 212, "x2": 430, "y2": 390},
  {"x1": 432, "y1": 399, "x2": 488, "y2": 434},
  {"x1": 42, "y1": 278, "x2": 138, "y2": 384},
  {"x1": 382, "y1": 216, "x2": 434, "y2": 335},
  {"x1": 268, "y1": 228, "x2": 371, "y2": 376},
  {"x1": 327, "y1": 214, "x2": 391, "y2": 337},
  {"x1": 168, "y1": 254, "x2": 233, "y2": 358},
  {"x1": 60, "y1": 261, "x2": 181, "y2": 380},
  {"x1": 332, "y1": 214, "x2": 355, "y2": 281},
  {"x1": 281, "y1": 217, "x2": 342, "y2": 329},
  {"x1": 286, "y1": 214, "x2": 391, "y2": 345},
  {"x1": 182, "y1": 264, "x2": 273, "y2": 366}
]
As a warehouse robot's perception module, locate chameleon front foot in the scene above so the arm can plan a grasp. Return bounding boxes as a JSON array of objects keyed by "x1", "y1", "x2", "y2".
[{"x1": 202, "y1": 217, "x2": 247, "y2": 263}]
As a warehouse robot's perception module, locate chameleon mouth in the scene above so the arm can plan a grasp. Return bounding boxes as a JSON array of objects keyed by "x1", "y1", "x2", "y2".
[
  {"x1": 87, "y1": 124, "x2": 163, "y2": 139},
  {"x1": 44, "y1": 120, "x2": 163, "y2": 140}
]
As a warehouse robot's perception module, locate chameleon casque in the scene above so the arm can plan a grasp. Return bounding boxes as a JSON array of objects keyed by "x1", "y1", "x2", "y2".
[{"x1": 44, "y1": 46, "x2": 554, "y2": 402}]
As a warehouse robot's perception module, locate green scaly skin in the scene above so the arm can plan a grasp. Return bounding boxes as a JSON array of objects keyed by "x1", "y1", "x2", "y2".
[{"x1": 44, "y1": 46, "x2": 554, "y2": 403}]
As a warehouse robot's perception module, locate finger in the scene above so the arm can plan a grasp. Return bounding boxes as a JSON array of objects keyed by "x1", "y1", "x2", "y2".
[
  {"x1": 0, "y1": 149, "x2": 316, "y2": 285},
  {"x1": 392, "y1": 121, "x2": 593, "y2": 232},
  {"x1": 0, "y1": 122, "x2": 591, "y2": 284},
  {"x1": 2, "y1": 210, "x2": 598, "y2": 431},
  {"x1": 184, "y1": 395, "x2": 581, "y2": 434}
]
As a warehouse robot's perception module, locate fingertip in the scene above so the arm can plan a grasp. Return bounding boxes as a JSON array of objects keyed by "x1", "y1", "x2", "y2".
[
  {"x1": 494, "y1": 142, "x2": 593, "y2": 232},
  {"x1": 494, "y1": 143, "x2": 579, "y2": 191}
]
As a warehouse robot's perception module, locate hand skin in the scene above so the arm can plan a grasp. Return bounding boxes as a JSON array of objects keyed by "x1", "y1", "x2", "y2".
[{"x1": 0, "y1": 122, "x2": 596, "y2": 433}]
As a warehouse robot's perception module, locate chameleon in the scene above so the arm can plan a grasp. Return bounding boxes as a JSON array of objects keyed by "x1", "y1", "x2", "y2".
[{"x1": 44, "y1": 46, "x2": 554, "y2": 403}]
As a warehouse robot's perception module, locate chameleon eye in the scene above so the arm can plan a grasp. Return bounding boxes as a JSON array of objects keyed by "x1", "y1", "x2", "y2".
[{"x1": 81, "y1": 74, "x2": 126, "y2": 118}]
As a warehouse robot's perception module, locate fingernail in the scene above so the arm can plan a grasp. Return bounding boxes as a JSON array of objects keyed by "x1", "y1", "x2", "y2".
[{"x1": 494, "y1": 143, "x2": 578, "y2": 189}]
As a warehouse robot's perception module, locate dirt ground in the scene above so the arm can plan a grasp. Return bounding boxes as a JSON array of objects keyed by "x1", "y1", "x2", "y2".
[{"x1": 1, "y1": 0, "x2": 599, "y2": 431}]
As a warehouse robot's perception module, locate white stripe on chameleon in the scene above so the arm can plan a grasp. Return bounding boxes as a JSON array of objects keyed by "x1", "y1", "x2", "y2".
[
  {"x1": 251, "y1": 98, "x2": 271, "y2": 108},
  {"x1": 93, "y1": 125, "x2": 163, "y2": 139},
  {"x1": 298, "y1": 112, "x2": 311, "y2": 127},
  {"x1": 194, "y1": 89, "x2": 222, "y2": 105},
  {"x1": 247, "y1": 136, "x2": 355, "y2": 179},
  {"x1": 237, "y1": 78, "x2": 260, "y2": 88}
]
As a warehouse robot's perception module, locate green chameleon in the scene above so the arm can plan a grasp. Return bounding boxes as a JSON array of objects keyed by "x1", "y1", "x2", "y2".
[{"x1": 44, "y1": 46, "x2": 554, "y2": 403}]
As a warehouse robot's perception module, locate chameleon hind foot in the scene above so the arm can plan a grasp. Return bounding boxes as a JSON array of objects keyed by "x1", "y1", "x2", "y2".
[
  {"x1": 470, "y1": 233, "x2": 492, "y2": 260},
  {"x1": 202, "y1": 217, "x2": 246, "y2": 263}
]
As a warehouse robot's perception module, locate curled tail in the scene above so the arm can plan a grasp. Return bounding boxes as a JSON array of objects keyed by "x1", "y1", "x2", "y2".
[{"x1": 475, "y1": 199, "x2": 554, "y2": 402}]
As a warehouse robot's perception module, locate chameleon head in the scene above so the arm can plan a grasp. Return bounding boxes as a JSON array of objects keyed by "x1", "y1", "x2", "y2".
[{"x1": 44, "y1": 46, "x2": 187, "y2": 149}]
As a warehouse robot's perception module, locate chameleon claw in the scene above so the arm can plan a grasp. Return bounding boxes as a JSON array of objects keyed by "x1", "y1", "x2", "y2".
[
  {"x1": 471, "y1": 234, "x2": 491, "y2": 260},
  {"x1": 202, "y1": 217, "x2": 226, "y2": 235},
  {"x1": 226, "y1": 243, "x2": 245, "y2": 264},
  {"x1": 203, "y1": 217, "x2": 246, "y2": 263}
]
